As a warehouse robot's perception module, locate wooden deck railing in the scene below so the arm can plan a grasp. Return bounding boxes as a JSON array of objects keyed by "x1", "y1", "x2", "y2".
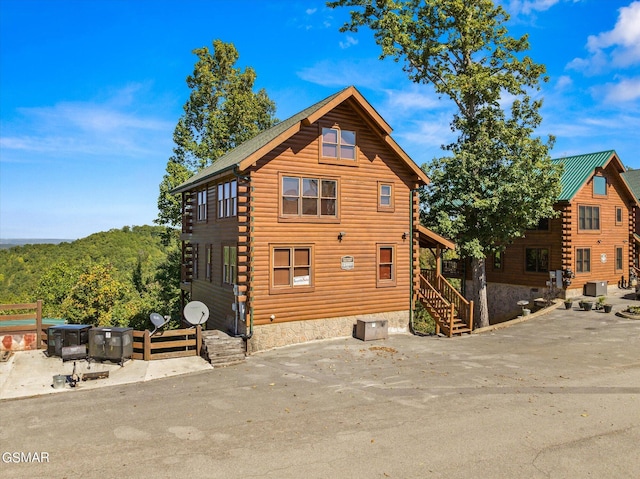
[
  {"x1": 0, "y1": 301, "x2": 46, "y2": 349},
  {"x1": 418, "y1": 274, "x2": 455, "y2": 334},
  {"x1": 132, "y1": 326, "x2": 202, "y2": 361}
]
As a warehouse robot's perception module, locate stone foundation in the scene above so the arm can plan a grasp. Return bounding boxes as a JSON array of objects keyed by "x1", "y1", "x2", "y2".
[
  {"x1": 247, "y1": 310, "x2": 409, "y2": 353},
  {"x1": 480, "y1": 282, "x2": 551, "y2": 324}
]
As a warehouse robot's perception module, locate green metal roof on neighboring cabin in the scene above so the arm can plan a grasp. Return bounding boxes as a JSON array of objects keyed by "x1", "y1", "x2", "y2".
[
  {"x1": 620, "y1": 169, "x2": 640, "y2": 201},
  {"x1": 551, "y1": 150, "x2": 617, "y2": 201}
]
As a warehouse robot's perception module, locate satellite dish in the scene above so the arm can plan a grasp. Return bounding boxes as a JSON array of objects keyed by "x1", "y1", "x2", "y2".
[
  {"x1": 184, "y1": 301, "x2": 209, "y2": 326},
  {"x1": 149, "y1": 312, "x2": 169, "y2": 335}
]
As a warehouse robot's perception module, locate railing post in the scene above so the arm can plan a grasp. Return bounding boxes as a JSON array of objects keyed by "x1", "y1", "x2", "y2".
[
  {"x1": 468, "y1": 301, "x2": 474, "y2": 331},
  {"x1": 144, "y1": 329, "x2": 151, "y2": 361},
  {"x1": 196, "y1": 325, "x2": 202, "y2": 356},
  {"x1": 36, "y1": 300, "x2": 43, "y2": 349},
  {"x1": 449, "y1": 304, "x2": 454, "y2": 337}
]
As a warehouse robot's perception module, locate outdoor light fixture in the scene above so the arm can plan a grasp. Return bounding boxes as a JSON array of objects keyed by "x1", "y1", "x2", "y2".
[
  {"x1": 402, "y1": 232, "x2": 409, "y2": 240},
  {"x1": 338, "y1": 232, "x2": 346, "y2": 241}
]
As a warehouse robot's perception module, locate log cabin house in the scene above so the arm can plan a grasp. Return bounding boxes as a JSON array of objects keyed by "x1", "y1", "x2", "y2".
[
  {"x1": 171, "y1": 86, "x2": 470, "y2": 352},
  {"x1": 620, "y1": 168, "x2": 640, "y2": 273},
  {"x1": 480, "y1": 150, "x2": 639, "y2": 322}
]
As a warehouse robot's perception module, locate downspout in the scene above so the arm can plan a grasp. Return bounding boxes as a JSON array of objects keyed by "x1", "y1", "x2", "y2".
[
  {"x1": 233, "y1": 166, "x2": 253, "y2": 343},
  {"x1": 409, "y1": 187, "x2": 416, "y2": 335}
]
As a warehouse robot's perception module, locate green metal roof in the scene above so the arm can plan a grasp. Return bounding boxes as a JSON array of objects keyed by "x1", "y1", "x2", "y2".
[
  {"x1": 171, "y1": 87, "x2": 352, "y2": 194},
  {"x1": 621, "y1": 169, "x2": 640, "y2": 200},
  {"x1": 551, "y1": 150, "x2": 617, "y2": 201}
]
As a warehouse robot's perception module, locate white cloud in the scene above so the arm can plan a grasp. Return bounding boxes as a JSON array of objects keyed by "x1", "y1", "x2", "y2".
[
  {"x1": 505, "y1": 0, "x2": 562, "y2": 16},
  {"x1": 0, "y1": 85, "x2": 173, "y2": 161},
  {"x1": 306, "y1": 8, "x2": 317, "y2": 15},
  {"x1": 569, "y1": 1, "x2": 640, "y2": 72},
  {"x1": 297, "y1": 59, "x2": 402, "y2": 89},
  {"x1": 554, "y1": 75, "x2": 573, "y2": 91},
  {"x1": 339, "y1": 36, "x2": 358, "y2": 49},
  {"x1": 599, "y1": 76, "x2": 640, "y2": 103},
  {"x1": 383, "y1": 87, "x2": 443, "y2": 111}
]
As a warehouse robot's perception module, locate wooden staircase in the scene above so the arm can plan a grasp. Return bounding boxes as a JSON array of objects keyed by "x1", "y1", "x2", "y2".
[{"x1": 417, "y1": 270, "x2": 473, "y2": 337}]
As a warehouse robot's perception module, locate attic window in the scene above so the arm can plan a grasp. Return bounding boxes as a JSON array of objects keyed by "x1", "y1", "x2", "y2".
[
  {"x1": 322, "y1": 127, "x2": 356, "y2": 161},
  {"x1": 593, "y1": 176, "x2": 606, "y2": 196}
]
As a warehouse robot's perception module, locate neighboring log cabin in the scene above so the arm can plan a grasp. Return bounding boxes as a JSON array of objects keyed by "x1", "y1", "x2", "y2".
[
  {"x1": 481, "y1": 150, "x2": 639, "y2": 322},
  {"x1": 172, "y1": 86, "x2": 438, "y2": 352}
]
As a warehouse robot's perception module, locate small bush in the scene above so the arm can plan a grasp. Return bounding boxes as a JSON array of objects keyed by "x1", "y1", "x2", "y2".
[{"x1": 413, "y1": 302, "x2": 436, "y2": 335}]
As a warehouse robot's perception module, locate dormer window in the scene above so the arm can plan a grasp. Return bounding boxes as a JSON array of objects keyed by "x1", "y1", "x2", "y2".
[
  {"x1": 321, "y1": 127, "x2": 356, "y2": 161},
  {"x1": 593, "y1": 175, "x2": 606, "y2": 196}
]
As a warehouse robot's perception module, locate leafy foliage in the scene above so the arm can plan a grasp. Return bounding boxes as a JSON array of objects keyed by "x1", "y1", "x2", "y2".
[
  {"x1": 0, "y1": 225, "x2": 180, "y2": 329},
  {"x1": 330, "y1": 0, "x2": 563, "y2": 327},
  {"x1": 156, "y1": 39, "x2": 278, "y2": 228}
]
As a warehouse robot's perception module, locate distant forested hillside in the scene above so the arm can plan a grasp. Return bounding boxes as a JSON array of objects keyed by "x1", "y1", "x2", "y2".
[{"x1": 0, "y1": 225, "x2": 181, "y2": 329}]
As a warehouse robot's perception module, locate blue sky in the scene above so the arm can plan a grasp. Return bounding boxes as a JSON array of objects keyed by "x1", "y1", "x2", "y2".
[{"x1": 1, "y1": 0, "x2": 639, "y2": 239}]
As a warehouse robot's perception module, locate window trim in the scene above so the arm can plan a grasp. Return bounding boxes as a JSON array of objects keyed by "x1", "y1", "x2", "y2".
[
  {"x1": 269, "y1": 244, "x2": 315, "y2": 295},
  {"x1": 615, "y1": 245, "x2": 624, "y2": 272},
  {"x1": 197, "y1": 188, "x2": 208, "y2": 222},
  {"x1": 592, "y1": 175, "x2": 607, "y2": 197},
  {"x1": 615, "y1": 206, "x2": 623, "y2": 226},
  {"x1": 576, "y1": 247, "x2": 591, "y2": 274},
  {"x1": 222, "y1": 245, "x2": 237, "y2": 286},
  {"x1": 278, "y1": 173, "x2": 340, "y2": 223},
  {"x1": 525, "y1": 247, "x2": 549, "y2": 274},
  {"x1": 578, "y1": 205, "x2": 601, "y2": 232},
  {"x1": 377, "y1": 181, "x2": 395, "y2": 212},
  {"x1": 217, "y1": 179, "x2": 237, "y2": 220},
  {"x1": 318, "y1": 123, "x2": 359, "y2": 167},
  {"x1": 377, "y1": 243, "x2": 397, "y2": 288}
]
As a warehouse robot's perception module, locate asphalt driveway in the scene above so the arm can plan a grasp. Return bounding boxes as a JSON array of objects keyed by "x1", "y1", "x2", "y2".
[{"x1": 2, "y1": 296, "x2": 639, "y2": 479}]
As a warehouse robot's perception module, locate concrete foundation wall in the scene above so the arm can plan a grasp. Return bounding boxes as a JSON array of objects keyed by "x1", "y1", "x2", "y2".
[{"x1": 247, "y1": 310, "x2": 409, "y2": 353}]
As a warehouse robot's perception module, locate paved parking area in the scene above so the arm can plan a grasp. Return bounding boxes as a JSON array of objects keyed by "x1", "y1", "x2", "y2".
[{"x1": 1, "y1": 294, "x2": 639, "y2": 478}]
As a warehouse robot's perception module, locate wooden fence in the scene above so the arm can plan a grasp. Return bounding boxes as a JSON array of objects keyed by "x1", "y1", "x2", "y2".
[
  {"x1": 132, "y1": 326, "x2": 202, "y2": 361},
  {"x1": 0, "y1": 301, "x2": 46, "y2": 350}
]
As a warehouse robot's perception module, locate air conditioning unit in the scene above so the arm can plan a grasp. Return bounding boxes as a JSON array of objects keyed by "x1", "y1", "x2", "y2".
[
  {"x1": 88, "y1": 327, "x2": 133, "y2": 365},
  {"x1": 354, "y1": 318, "x2": 388, "y2": 341},
  {"x1": 47, "y1": 325, "x2": 91, "y2": 357}
]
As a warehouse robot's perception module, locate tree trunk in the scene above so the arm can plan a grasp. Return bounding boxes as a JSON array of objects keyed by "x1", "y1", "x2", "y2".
[{"x1": 471, "y1": 257, "x2": 490, "y2": 328}]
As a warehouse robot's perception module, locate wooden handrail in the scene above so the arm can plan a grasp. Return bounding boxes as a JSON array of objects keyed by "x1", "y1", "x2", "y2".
[{"x1": 420, "y1": 270, "x2": 473, "y2": 331}]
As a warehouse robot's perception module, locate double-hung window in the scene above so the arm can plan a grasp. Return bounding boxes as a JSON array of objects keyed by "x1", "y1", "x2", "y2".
[
  {"x1": 223, "y1": 245, "x2": 237, "y2": 285},
  {"x1": 281, "y1": 176, "x2": 337, "y2": 219},
  {"x1": 615, "y1": 246, "x2": 623, "y2": 271},
  {"x1": 322, "y1": 127, "x2": 355, "y2": 161},
  {"x1": 377, "y1": 245, "x2": 396, "y2": 287},
  {"x1": 197, "y1": 188, "x2": 207, "y2": 222},
  {"x1": 378, "y1": 182, "x2": 394, "y2": 212},
  {"x1": 576, "y1": 248, "x2": 591, "y2": 273},
  {"x1": 579, "y1": 205, "x2": 600, "y2": 231},
  {"x1": 217, "y1": 180, "x2": 237, "y2": 218},
  {"x1": 271, "y1": 246, "x2": 313, "y2": 291}
]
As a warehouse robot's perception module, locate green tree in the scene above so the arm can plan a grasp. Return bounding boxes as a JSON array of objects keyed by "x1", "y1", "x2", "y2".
[
  {"x1": 156, "y1": 39, "x2": 278, "y2": 228},
  {"x1": 329, "y1": 0, "x2": 562, "y2": 327},
  {"x1": 35, "y1": 262, "x2": 81, "y2": 317},
  {"x1": 61, "y1": 263, "x2": 126, "y2": 327}
]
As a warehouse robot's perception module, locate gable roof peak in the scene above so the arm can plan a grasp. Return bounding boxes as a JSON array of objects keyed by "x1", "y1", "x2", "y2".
[{"x1": 172, "y1": 86, "x2": 428, "y2": 193}]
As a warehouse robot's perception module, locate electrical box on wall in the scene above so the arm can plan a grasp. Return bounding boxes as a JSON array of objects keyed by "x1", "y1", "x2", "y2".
[{"x1": 354, "y1": 319, "x2": 388, "y2": 341}]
